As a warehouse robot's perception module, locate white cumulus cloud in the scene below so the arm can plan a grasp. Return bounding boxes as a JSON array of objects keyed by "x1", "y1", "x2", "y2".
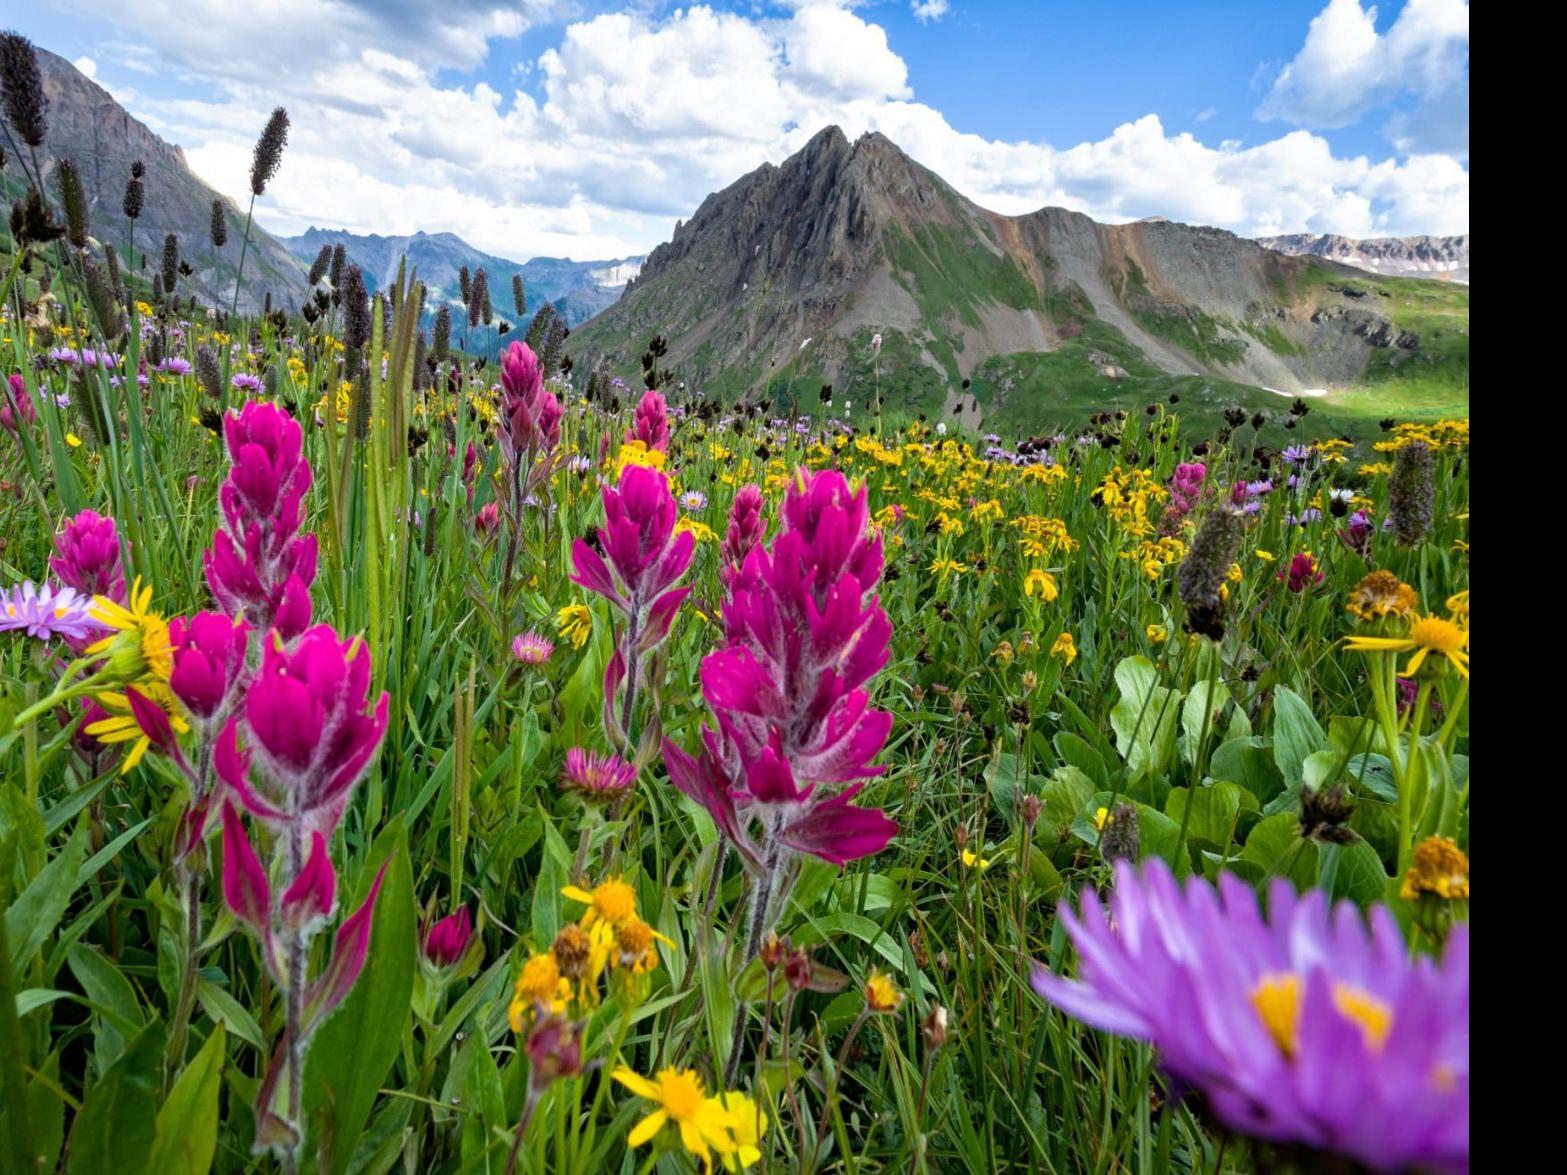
[
  {"x1": 1259, "y1": 0, "x2": 1468, "y2": 155},
  {"x1": 38, "y1": 0, "x2": 1468, "y2": 261}
]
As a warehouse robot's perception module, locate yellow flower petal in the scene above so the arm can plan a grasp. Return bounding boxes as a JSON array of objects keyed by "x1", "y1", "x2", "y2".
[
  {"x1": 627, "y1": 1109, "x2": 668, "y2": 1148},
  {"x1": 612, "y1": 1067, "x2": 661, "y2": 1100}
]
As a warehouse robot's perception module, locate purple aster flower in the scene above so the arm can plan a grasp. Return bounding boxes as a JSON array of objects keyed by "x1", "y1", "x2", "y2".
[
  {"x1": 511, "y1": 630, "x2": 554, "y2": 665},
  {"x1": 1031, "y1": 860, "x2": 1467, "y2": 1175},
  {"x1": 1246, "y1": 479, "x2": 1274, "y2": 497},
  {"x1": 231, "y1": 373, "x2": 264, "y2": 394},
  {"x1": 1282, "y1": 444, "x2": 1313, "y2": 465},
  {"x1": 679, "y1": 490, "x2": 708, "y2": 511},
  {"x1": 560, "y1": 747, "x2": 636, "y2": 806},
  {"x1": 0, "y1": 581, "x2": 103, "y2": 643},
  {"x1": 158, "y1": 357, "x2": 194, "y2": 376},
  {"x1": 1286, "y1": 508, "x2": 1324, "y2": 526}
]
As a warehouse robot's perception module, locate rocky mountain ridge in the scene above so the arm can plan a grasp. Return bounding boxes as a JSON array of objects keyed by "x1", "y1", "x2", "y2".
[
  {"x1": 280, "y1": 227, "x2": 641, "y2": 327},
  {"x1": 17, "y1": 48, "x2": 308, "y2": 314},
  {"x1": 569, "y1": 125, "x2": 1469, "y2": 430},
  {"x1": 1256, "y1": 233, "x2": 1468, "y2": 283}
]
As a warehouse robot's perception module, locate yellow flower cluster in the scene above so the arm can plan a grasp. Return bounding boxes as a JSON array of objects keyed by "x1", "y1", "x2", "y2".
[{"x1": 507, "y1": 878, "x2": 673, "y2": 1031}]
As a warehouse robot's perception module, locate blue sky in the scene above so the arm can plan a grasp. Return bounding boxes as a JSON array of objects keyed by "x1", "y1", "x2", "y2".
[{"x1": 11, "y1": 1, "x2": 1468, "y2": 261}]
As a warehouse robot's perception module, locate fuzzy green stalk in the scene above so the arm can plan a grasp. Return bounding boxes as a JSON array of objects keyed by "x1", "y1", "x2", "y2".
[{"x1": 226, "y1": 190, "x2": 258, "y2": 404}]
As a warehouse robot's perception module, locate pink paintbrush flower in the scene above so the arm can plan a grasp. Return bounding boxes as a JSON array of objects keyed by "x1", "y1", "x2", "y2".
[
  {"x1": 51, "y1": 509, "x2": 127, "y2": 604},
  {"x1": 220, "y1": 624, "x2": 389, "y2": 839},
  {"x1": 627, "y1": 388, "x2": 670, "y2": 452},
  {"x1": 663, "y1": 468, "x2": 896, "y2": 876},
  {"x1": 169, "y1": 611, "x2": 250, "y2": 727}
]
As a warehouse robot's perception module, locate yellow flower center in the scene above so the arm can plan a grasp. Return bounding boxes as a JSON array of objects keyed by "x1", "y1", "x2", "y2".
[
  {"x1": 657, "y1": 1069, "x2": 706, "y2": 1121},
  {"x1": 1251, "y1": 972, "x2": 1394, "y2": 1056},
  {"x1": 1409, "y1": 616, "x2": 1465, "y2": 653},
  {"x1": 865, "y1": 971, "x2": 904, "y2": 1012},
  {"x1": 591, "y1": 880, "x2": 637, "y2": 926},
  {"x1": 1251, "y1": 973, "x2": 1303, "y2": 1056},
  {"x1": 1332, "y1": 983, "x2": 1393, "y2": 1051},
  {"x1": 516, "y1": 952, "x2": 561, "y2": 1003}
]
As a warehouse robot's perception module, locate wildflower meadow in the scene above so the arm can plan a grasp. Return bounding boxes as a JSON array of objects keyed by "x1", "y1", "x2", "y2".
[{"x1": 2, "y1": 34, "x2": 1468, "y2": 1175}]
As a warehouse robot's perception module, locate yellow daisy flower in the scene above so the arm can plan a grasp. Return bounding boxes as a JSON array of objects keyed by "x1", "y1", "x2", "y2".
[
  {"x1": 1343, "y1": 614, "x2": 1469, "y2": 680},
  {"x1": 561, "y1": 877, "x2": 638, "y2": 931},
  {"x1": 87, "y1": 579, "x2": 174, "y2": 685},
  {"x1": 613, "y1": 1067, "x2": 737, "y2": 1170},
  {"x1": 556, "y1": 602, "x2": 593, "y2": 649}
]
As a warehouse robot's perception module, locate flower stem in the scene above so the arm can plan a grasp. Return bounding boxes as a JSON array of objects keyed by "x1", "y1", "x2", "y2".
[{"x1": 724, "y1": 861, "x2": 777, "y2": 1087}]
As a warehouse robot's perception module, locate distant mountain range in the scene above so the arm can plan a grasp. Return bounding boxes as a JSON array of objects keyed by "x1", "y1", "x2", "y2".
[
  {"x1": 16, "y1": 48, "x2": 307, "y2": 314},
  {"x1": 279, "y1": 228, "x2": 642, "y2": 328},
  {"x1": 569, "y1": 126, "x2": 1468, "y2": 431},
  {"x1": 1256, "y1": 233, "x2": 1468, "y2": 283}
]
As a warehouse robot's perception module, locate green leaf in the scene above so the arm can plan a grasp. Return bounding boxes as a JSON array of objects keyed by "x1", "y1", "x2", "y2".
[
  {"x1": 1109, "y1": 656, "x2": 1179, "y2": 780},
  {"x1": 1240, "y1": 813, "x2": 1317, "y2": 889},
  {"x1": 304, "y1": 818, "x2": 416, "y2": 1175},
  {"x1": 1211, "y1": 736, "x2": 1285, "y2": 803},
  {"x1": 1052, "y1": 732, "x2": 1108, "y2": 789},
  {"x1": 67, "y1": 1018, "x2": 165, "y2": 1174},
  {"x1": 1325, "y1": 838, "x2": 1389, "y2": 907},
  {"x1": 196, "y1": 979, "x2": 263, "y2": 1052},
  {"x1": 1346, "y1": 752, "x2": 1399, "y2": 804},
  {"x1": 1181, "y1": 678, "x2": 1231, "y2": 766},
  {"x1": 1040, "y1": 766, "x2": 1095, "y2": 839},
  {"x1": 6, "y1": 820, "x2": 88, "y2": 978},
  {"x1": 1164, "y1": 783, "x2": 1243, "y2": 847},
  {"x1": 67, "y1": 944, "x2": 147, "y2": 1073},
  {"x1": 1271, "y1": 686, "x2": 1327, "y2": 788},
  {"x1": 531, "y1": 807, "x2": 569, "y2": 945},
  {"x1": 444, "y1": 1030, "x2": 506, "y2": 1168},
  {"x1": 147, "y1": 1025, "x2": 226, "y2": 1175}
]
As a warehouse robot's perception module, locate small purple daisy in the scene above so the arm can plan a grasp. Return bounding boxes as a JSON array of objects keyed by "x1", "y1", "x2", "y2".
[{"x1": 0, "y1": 581, "x2": 103, "y2": 643}]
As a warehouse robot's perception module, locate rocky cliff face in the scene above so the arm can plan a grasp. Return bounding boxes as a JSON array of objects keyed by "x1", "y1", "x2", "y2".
[
  {"x1": 25, "y1": 48, "x2": 306, "y2": 314},
  {"x1": 569, "y1": 126, "x2": 1465, "y2": 415},
  {"x1": 280, "y1": 227, "x2": 642, "y2": 327},
  {"x1": 1256, "y1": 233, "x2": 1468, "y2": 283}
]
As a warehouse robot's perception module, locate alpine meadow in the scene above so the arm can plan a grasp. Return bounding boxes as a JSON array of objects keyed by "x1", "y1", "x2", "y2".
[{"x1": 1, "y1": 8, "x2": 1468, "y2": 1175}]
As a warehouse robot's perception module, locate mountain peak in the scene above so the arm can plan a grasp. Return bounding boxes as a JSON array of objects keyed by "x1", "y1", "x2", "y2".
[
  {"x1": 570, "y1": 125, "x2": 1468, "y2": 426},
  {"x1": 29, "y1": 49, "x2": 306, "y2": 312}
]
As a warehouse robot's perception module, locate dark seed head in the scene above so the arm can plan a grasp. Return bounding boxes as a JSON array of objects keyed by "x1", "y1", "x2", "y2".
[
  {"x1": 54, "y1": 158, "x2": 89, "y2": 248},
  {"x1": 249, "y1": 106, "x2": 290, "y2": 197},
  {"x1": 0, "y1": 32, "x2": 50, "y2": 147}
]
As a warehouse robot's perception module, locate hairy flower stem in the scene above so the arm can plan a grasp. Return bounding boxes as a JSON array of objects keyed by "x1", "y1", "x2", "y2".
[
  {"x1": 166, "y1": 864, "x2": 204, "y2": 1075},
  {"x1": 283, "y1": 817, "x2": 307, "y2": 1173},
  {"x1": 167, "y1": 744, "x2": 214, "y2": 1076},
  {"x1": 724, "y1": 860, "x2": 779, "y2": 1087}
]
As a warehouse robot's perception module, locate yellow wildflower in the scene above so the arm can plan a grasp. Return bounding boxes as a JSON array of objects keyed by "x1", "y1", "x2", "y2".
[{"x1": 556, "y1": 602, "x2": 593, "y2": 649}]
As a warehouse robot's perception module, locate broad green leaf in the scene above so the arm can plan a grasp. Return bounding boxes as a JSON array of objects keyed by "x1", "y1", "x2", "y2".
[
  {"x1": 1181, "y1": 679, "x2": 1231, "y2": 766},
  {"x1": 304, "y1": 818, "x2": 416, "y2": 1175},
  {"x1": 1211, "y1": 736, "x2": 1285, "y2": 803},
  {"x1": 1164, "y1": 783, "x2": 1243, "y2": 847},
  {"x1": 147, "y1": 1024, "x2": 226, "y2": 1175},
  {"x1": 1053, "y1": 731, "x2": 1108, "y2": 789},
  {"x1": 1040, "y1": 766, "x2": 1095, "y2": 839},
  {"x1": 67, "y1": 1018, "x2": 165, "y2": 1174},
  {"x1": 1323, "y1": 838, "x2": 1389, "y2": 907},
  {"x1": 1271, "y1": 686, "x2": 1327, "y2": 788},
  {"x1": 1109, "y1": 656, "x2": 1179, "y2": 780},
  {"x1": 1240, "y1": 812, "x2": 1317, "y2": 890}
]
